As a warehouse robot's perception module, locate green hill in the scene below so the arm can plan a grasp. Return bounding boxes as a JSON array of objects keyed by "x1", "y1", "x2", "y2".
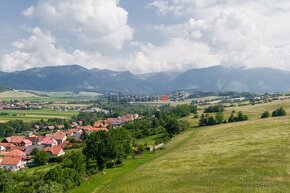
[{"x1": 72, "y1": 99, "x2": 290, "y2": 193}]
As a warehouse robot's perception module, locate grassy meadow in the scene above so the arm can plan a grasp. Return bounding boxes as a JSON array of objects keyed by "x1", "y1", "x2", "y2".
[
  {"x1": 73, "y1": 98, "x2": 290, "y2": 193},
  {"x1": 0, "y1": 109, "x2": 78, "y2": 122}
]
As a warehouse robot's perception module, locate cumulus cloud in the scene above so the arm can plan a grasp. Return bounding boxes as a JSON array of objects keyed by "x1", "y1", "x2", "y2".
[
  {"x1": 149, "y1": 0, "x2": 290, "y2": 70},
  {"x1": 128, "y1": 38, "x2": 220, "y2": 73},
  {"x1": 0, "y1": 27, "x2": 120, "y2": 72},
  {"x1": 23, "y1": 0, "x2": 133, "y2": 49}
]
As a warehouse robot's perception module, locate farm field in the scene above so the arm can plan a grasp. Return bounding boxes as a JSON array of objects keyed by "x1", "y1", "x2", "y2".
[
  {"x1": 75, "y1": 99, "x2": 290, "y2": 193},
  {"x1": 0, "y1": 90, "x2": 40, "y2": 100},
  {"x1": 0, "y1": 109, "x2": 78, "y2": 122}
]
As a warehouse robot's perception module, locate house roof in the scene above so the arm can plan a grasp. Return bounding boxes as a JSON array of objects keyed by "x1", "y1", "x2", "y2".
[
  {"x1": 0, "y1": 143, "x2": 16, "y2": 149},
  {"x1": 42, "y1": 137, "x2": 56, "y2": 145},
  {"x1": 7, "y1": 149, "x2": 26, "y2": 157},
  {"x1": 44, "y1": 145, "x2": 63, "y2": 156},
  {"x1": 25, "y1": 145, "x2": 45, "y2": 155},
  {"x1": 66, "y1": 129, "x2": 78, "y2": 135},
  {"x1": 0, "y1": 156, "x2": 22, "y2": 165},
  {"x1": 3, "y1": 136, "x2": 26, "y2": 144},
  {"x1": 46, "y1": 131, "x2": 66, "y2": 141},
  {"x1": 21, "y1": 139, "x2": 32, "y2": 144}
]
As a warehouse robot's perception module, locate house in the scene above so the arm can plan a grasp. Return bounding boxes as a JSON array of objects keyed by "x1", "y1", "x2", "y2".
[
  {"x1": 55, "y1": 125, "x2": 65, "y2": 129},
  {"x1": 46, "y1": 131, "x2": 67, "y2": 144},
  {"x1": 0, "y1": 156, "x2": 26, "y2": 171},
  {"x1": 46, "y1": 126, "x2": 55, "y2": 131},
  {"x1": 2, "y1": 136, "x2": 26, "y2": 146},
  {"x1": 20, "y1": 139, "x2": 33, "y2": 147},
  {"x1": 0, "y1": 143, "x2": 15, "y2": 151},
  {"x1": 66, "y1": 129, "x2": 83, "y2": 139},
  {"x1": 42, "y1": 137, "x2": 58, "y2": 147},
  {"x1": 22, "y1": 131, "x2": 34, "y2": 137},
  {"x1": 6, "y1": 149, "x2": 26, "y2": 157},
  {"x1": 25, "y1": 145, "x2": 45, "y2": 155},
  {"x1": 0, "y1": 145, "x2": 6, "y2": 153},
  {"x1": 34, "y1": 125, "x2": 40, "y2": 130},
  {"x1": 27, "y1": 136, "x2": 45, "y2": 145},
  {"x1": 44, "y1": 145, "x2": 65, "y2": 157},
  {"x1": 71, "y1": 122, "x2": 78, "y2": 127}
]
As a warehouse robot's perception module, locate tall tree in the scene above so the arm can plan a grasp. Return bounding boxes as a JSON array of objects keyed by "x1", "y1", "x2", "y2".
[{"x1": 83, "y1": 131, "x2": 114, "y2": 173}]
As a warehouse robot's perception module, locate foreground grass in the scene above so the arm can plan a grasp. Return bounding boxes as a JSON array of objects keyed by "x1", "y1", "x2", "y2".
[
  {"x1": 71, "y1": 129, "x2": 195, "y2": 193},
  {"x1": 102, "y1": 117, "x2": 290, "y2": 193}
]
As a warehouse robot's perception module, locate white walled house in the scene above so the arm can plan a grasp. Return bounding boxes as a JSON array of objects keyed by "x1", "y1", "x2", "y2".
[{"x1": 0, "y1": 156, "x2": 26, "y2": 171}]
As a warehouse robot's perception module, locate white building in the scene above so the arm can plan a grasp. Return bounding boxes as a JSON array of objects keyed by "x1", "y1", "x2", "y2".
[{"x1": 0, "y1": 156, "x2": 26, "y2": 171}]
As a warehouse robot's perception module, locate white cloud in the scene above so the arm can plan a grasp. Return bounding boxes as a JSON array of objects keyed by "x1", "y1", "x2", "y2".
[
  {"x1": 23, "y1": 0, "x2": 133, "y2": 49},
  {"x1": 150, "y1": 0, "x2": 290, "y2": 71},
  {"x1": 129, "y1": 38, "x2": 220, "y2": 73},
  {"x1": 0, "y1": 27, "x2": 120, "y2": 72}
]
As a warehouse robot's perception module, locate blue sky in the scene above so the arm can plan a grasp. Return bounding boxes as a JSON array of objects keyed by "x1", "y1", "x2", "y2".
[{"x1": 1, "y1": 0, "x2": 290, "y2": 73}]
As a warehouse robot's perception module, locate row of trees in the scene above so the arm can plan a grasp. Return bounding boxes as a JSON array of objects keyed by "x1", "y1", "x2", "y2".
[
  {"x1": 204, "y1": 104, "x2": 224, "y2": 113},
  {"x1": 199, "y1": 111, "x2": 248, "y2": 126}
]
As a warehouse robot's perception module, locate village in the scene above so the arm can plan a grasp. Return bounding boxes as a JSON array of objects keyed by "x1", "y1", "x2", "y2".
[{"x1": 0, "y1": 113, "x2": 138, "y2": 171}]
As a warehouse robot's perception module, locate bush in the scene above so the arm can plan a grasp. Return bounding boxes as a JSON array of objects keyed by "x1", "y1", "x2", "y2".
[
  {"x1": 261, "y1": 111, "x2": 270, "y2": 119},
  {"x1": 272, "y1": 107, "x2": 286, "y2": 117}
]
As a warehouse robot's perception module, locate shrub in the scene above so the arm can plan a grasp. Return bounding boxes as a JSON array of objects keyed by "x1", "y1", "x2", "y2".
[
  {"x1": 261, "y1": 111, "x2": 270, "y2": 119},
  {"x1": 272, "y1": 107, "x2": 286, "y2": 117}
]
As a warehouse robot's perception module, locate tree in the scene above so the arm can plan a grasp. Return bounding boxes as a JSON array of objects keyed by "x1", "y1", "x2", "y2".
[
  {"x1": 83, "y1": 131, "x2": 114, "y2": 173},
  {"x1": 261, "y1": 111, "x2": 270, "y2": 119},
  {"x1": 35, "y1": 181, "x2": 63, "y2": 193},
  {"x1": 228, "y1": 112, "x2": 236, "y2": 123},
  {"x1": 215, "y1": 112, "x2": 224, "y2": 124},
  {"x1": 69, "y1": 151, "x2": 86, "y2": 176},
  {"x1": 164, "y1": 117, "x2": 182, "y2": 136},
  {"x1": 34, "y1": 151, "x2": 49, "y2": 165},
  {"x1": 0, "y1": 171, "x2": 15, "y2": 193},
  {"x1": 109, "y1": 128, "x2": 132, "y2": 164},
  {"x1": 272, "y1": 107, "x2": 286, "y2": 117}
]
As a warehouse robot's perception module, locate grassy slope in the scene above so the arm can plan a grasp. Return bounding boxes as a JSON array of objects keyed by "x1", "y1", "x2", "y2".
[{"x1": 74, "y1": 99, "x2": 290, "y2": 193}]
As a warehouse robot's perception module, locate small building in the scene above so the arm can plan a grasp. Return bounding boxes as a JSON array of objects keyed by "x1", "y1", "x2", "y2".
[
  {"x1": 25, "y1": 145, "x2": 45, "y2": 155},
  {"x1": 0, "y1": 145, "x2": 6, "y2": 153},
  {"x1": 2, "y1": 136, "x2": 26, "y2": 146},
  {"x1": 42, "y1": 137, "x2": 58, "y2": 147},
  {"x1": 46, "y1": 131, "x2": 67, "y2": 145},
  {"x1": 0, "y1": 156, "x2": 26, "y2": 171},
  {"x1": 20, "y1": 139, "x2": 33, "y2": 147},
  {"x1": 0, "y1": 143, "x2": 16, "y2": 151},
  {"x1": 44, "y1": 145, "x2": 65, "y2": 157}
]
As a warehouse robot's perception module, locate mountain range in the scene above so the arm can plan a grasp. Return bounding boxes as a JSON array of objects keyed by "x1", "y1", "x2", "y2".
[{"x1": 0, "y1": 65, "x2": 290, "y2": 94}]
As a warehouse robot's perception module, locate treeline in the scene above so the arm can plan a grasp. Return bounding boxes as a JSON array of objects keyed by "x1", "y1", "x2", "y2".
[
  {"x1": 261, "y1": 107, "x2": 287, "y2": 118},
  {"x1": 0, "y1": 118, "x2": 72, "y2": 138},
  {"x1": 199, "y1": 111, "x2": 248, "y2": 126},
  {"x1": 204, "y1": 104, "x2": 224, "y2": 113},
  {"x1": 123, "y1": 104, "x2": 196, "y2": 139}
]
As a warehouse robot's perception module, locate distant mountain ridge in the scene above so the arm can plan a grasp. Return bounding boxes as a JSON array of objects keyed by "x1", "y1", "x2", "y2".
[{"x1": 0, "y1": 65, "x2": 290, "y2": 94}]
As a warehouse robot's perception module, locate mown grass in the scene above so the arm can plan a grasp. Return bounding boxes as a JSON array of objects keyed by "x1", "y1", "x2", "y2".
[{"x1": 0, "y1": 109, "x2": 78, "y2": 122}]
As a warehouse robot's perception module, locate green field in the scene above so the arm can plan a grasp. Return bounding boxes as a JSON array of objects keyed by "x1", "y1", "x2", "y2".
[
  {"x1": 71, "y1": 99, "x2": 290, "y2": 193},
  {"x1": 0, "y1": 109, "x2": 78, "y2": 122}
]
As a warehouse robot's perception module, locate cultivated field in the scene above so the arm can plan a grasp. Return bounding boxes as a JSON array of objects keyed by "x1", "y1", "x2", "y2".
[
  {"x1": 0, "y1": 109, "x2": 78, "y2": 122},
  {"x1": 74, "y1": 98, "x2": 290, "y2": 193},
  {"x1": 0, "y1": 90, "x2": 39, "y2": 99}
]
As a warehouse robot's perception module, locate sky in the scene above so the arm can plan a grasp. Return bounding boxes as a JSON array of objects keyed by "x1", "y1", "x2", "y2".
[{"x1": 1, "y1": 0, "x2": 290, "y2": 73}]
